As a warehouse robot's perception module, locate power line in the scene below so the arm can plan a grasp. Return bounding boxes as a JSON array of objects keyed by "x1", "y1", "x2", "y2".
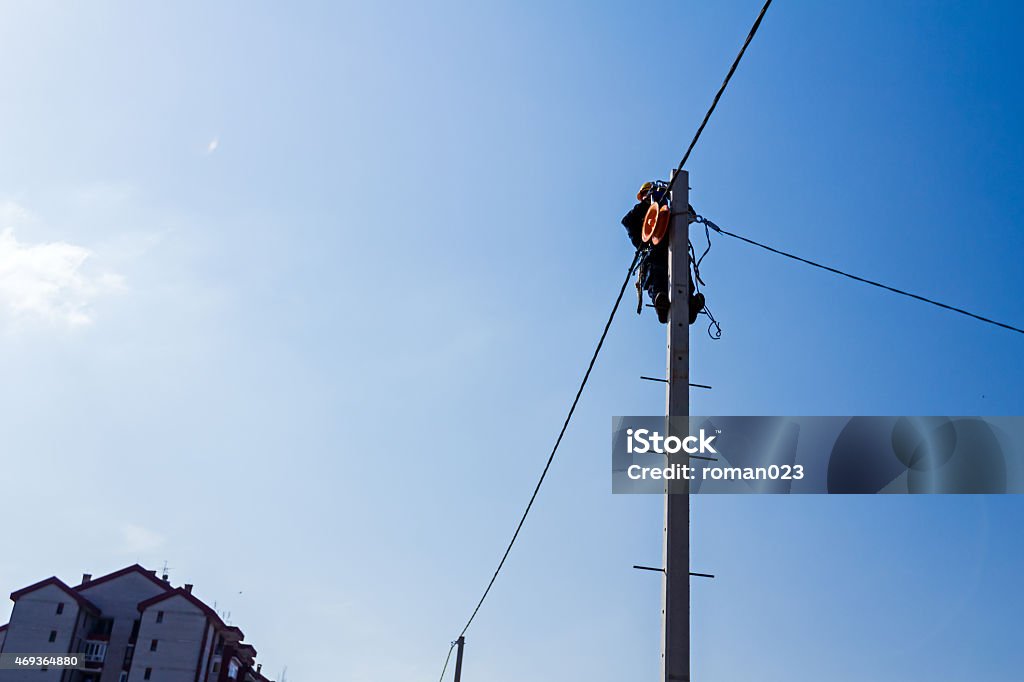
[
  {"x1": 437, "y1": 642, "x2": 456, "y2": 682},
  {"x1": 697, "y1": 215, "x2": 1024, "y2": 336},
  {"x1": 437, "y1": 249, "x2": 642, "y2": 680},
  {"x1": 674, "y1": 0, "x2": 774, "y2": 174},
  {"x1": 457, "y1": 250, "x2": 639, "y2": 638}
]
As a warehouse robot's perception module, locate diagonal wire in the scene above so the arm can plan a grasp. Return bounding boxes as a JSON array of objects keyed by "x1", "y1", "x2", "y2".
[
  {"x1": 673, "y1": 0, "x2": 774, "y2": 177},
  {"x1": 437, "y1": 642, "x2": 456, "y2": 682},
  {"x1": 452, "y1": 250, "x2": 641, "y2": 646},
  {"x1": 699, "y1": 216, "x2": 1024, "y2": 336}
]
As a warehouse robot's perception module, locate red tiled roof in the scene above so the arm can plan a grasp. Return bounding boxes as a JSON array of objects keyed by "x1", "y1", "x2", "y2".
[
  {"x1": 74, "y1": 564, "x2": 171, "y2": 592},
  {"x1": 10, "y1": 577, "x2": 100, "y2": 615},
  {"x1": 237, "y1": 642, "x2": 258, "y2": 659},
  {"x1": 137, "y1": 588, "x2": 245, "y2": 641}
]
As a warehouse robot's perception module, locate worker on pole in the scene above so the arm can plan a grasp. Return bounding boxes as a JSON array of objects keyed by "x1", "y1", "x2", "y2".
[{"x1": 621, "y1": 180, "x2": 705, "y2": 324}]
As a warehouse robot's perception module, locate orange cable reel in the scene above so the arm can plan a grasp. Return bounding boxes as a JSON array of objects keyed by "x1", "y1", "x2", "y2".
[
  {"x1": 650, "y1": 203, "x2": 670, "y2": 245},
  {"x1": 641, "y1": 200, "x2": 660, "y2": 243}
]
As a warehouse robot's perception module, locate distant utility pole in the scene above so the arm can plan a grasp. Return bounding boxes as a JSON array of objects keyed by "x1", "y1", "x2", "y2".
[
  {"x1": 453, "y1": 636, "x2": 465, "y2": 682},
  {"x1": 663, "y1": 169, "x2": 690, "y2": 682}
]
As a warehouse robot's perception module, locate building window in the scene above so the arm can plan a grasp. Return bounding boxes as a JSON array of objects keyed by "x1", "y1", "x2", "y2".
[
  {"x1": 212, "y1": 662, "x2": 221, "y2": 673},
  {"x1": 56, "y1": 602, "x2": 64, "y2": 615},
  {"x1": 156, "y1": 611, "x2": 164, "y2": 624},
  {"x1": 144, "y1": 668, "x2": 152, "y2": 680},
  {"x1": 48, "y1": 630, "x2": 57, "y2": 643},
  {"x1": 119, "y1": 673, "x2": 128, "y2": 682},
  {"x1": 84, "y1": 641, "x2": 108, "y2": 663},
  {"x1": 228, "y1": 661, "x2": 239, "y2": 679},
  {"x1": 150, "y1": 639, "x2": 158, "y2": 652}
]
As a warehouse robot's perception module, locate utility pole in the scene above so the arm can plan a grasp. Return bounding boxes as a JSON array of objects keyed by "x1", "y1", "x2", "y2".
[
  {"x1": 453, "y1": 636, "x2": 465, "y2": 682},
  {"x1": 662, "y1": 169, "x2": 690, "y2": 682}
]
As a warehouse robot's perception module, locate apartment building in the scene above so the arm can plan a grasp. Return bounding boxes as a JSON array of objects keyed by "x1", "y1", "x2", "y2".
[{"x1": 0, "y1": 565, "x2": 273, "y2": 682}]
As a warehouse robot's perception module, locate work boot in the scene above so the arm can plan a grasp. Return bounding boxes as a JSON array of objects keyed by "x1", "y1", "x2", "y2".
[
  {"x1": 689, "y1": 292, "x2": 705, "y2": 325},
  {"x1": 653, "y1": 292, "x2": 670, "y2": 324}
]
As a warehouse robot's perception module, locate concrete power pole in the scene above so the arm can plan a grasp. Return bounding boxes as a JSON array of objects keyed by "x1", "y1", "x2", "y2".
[
  {"x1": 453, "y1": 636, "x2": 465, "y2": 682},
  {"x1": 662, "y1": 169, "x2": 690, "y2": 682}
]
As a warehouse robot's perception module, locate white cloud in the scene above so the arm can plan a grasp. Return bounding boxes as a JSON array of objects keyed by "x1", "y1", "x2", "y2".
[
  {"x1": 0, "y1": 226, "x2": 123, "y2": 327},
  {"x1": 118, "y1": 523, "x2": 165, "y2": 554},
  {"x1": 206, "y1": 137, "x2": 219, "y2": 154},
  {"x1": 0, "y1": 200, "x2": 33, "y2": 225}
]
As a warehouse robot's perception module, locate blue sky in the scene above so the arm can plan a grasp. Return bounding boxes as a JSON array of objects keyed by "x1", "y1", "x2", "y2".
[{"x1": 0, "y1": 1, "x2": 1022, "y2": 680}]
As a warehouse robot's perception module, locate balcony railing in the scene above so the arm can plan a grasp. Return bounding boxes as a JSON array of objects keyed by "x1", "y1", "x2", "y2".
[{"x1": 83, "y1": 640, "x2": 108, "y2": 666}]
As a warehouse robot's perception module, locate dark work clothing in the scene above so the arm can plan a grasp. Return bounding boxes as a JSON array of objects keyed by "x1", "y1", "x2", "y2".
[
  {"x1": 622, "y1": 201, "x2": 669, "y2": 301},
  {"x1": 622, "y1": 201, "x2": 649, "y2": 250},
  {"x1": 621, "y1": 200, "x2": 697, "y2": 311},
  {"x1": 642, "y1": 244, "x2": 669, "y2": 301}
]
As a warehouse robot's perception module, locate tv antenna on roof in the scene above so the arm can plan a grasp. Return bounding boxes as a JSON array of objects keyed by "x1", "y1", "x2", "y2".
[{"x1": 160, "y1": 560, "x2": 173, "y2": 582}]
